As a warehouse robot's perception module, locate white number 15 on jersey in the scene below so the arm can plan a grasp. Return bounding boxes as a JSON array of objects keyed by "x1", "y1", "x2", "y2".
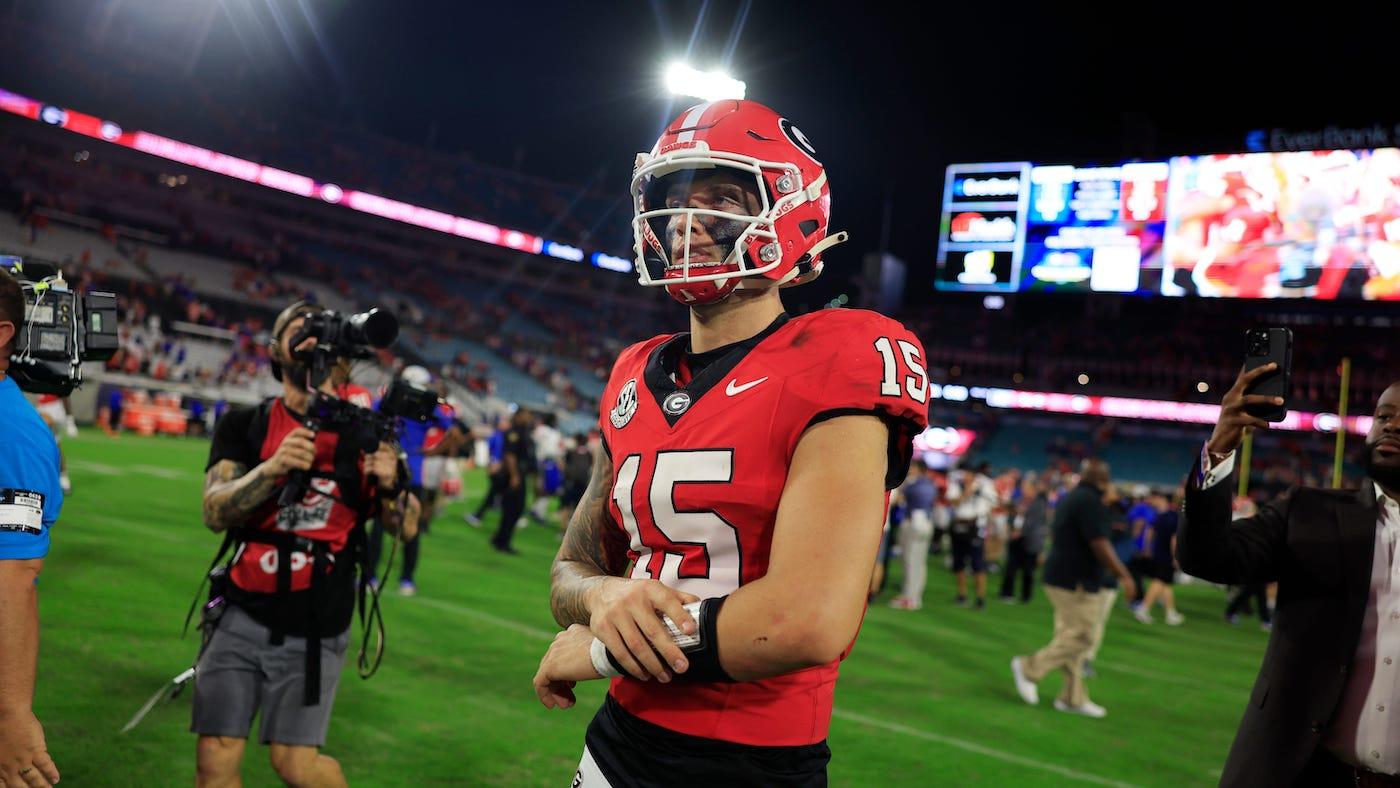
[
  {"x1": 613, "y1": 450, "x2": 742, "y2": 598},
  {"x1": 874, "y1": 336, "x2": 929, "y2": 403}
]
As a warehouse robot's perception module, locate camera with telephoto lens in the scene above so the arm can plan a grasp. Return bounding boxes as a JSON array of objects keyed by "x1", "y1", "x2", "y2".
[
  {"x1": 289, "y1": 307, "x2": 399, "y2": 371},
  {"x1": 3, "y1": 255, "x2": 118, "y2": 396}
]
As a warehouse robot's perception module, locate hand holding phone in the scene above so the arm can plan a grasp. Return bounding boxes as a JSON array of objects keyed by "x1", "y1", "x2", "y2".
[
  {"x1": 1241, "y1": 328, "x2": 1292, "y2": 422},
  {"x1": 1207, "y1": 362, "x2": 1286, "y2": 457}
]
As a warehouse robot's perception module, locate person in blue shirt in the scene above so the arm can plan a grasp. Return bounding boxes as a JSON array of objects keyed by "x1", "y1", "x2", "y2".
[
  {"x1": 889, "y1": 462, "x2": 939, "y2": 610},
  {"x1": 1124, "y1": 492, "x2": 1158, "y2": 607},
  {"x1": 1134, "y1": 492, "x2": 1186, "y2": 626},
  {"x1": 367, "y1": 367, "x2": 464, "y2": 595},
  {"x1": 465, "y1": 416, "x2": 510, "y2": 527},
  {"x1": 0, "y1": 268, "x2": 63, "y2": 786}
]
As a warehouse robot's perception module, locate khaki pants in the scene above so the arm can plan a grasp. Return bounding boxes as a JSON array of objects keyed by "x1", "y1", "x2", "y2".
[
  {"x1": 1087, "y1": 588, "x2": 1118, "y2": 662},
  {"x1": 1020, "y1": 585, "x2": 1100, "y2": 706},
  {"x1": 898, "y1": 509, "x2": 934, "y2": 603}
]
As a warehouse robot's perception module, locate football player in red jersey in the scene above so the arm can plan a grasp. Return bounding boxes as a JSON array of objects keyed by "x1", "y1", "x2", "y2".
[{"x1": 531, "y1": 100, "x2": 930, "y2": 785}]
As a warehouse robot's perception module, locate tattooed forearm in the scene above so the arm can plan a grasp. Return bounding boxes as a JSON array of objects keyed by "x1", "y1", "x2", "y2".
[
  {"x1": 202, "y1": 460, "x2": 278, "y2": 533},
  {"x1": 549, "y1": 448, "x2": 627, "y2": 627}
]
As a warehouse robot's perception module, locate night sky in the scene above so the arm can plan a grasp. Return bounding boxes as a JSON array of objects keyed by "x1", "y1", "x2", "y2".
[{"x1": 1, "y1": 0, "x2": 1390, "y2": 306}]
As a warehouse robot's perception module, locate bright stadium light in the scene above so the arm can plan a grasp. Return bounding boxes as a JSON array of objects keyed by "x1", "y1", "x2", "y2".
[{"x1": 665, "y1": 63, "x2": 746, "y2": 101}]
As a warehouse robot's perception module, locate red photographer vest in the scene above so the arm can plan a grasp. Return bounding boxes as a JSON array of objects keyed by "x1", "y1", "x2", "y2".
[{"x1": 228, "y1": 399, "x2": 371, "y2": 595}]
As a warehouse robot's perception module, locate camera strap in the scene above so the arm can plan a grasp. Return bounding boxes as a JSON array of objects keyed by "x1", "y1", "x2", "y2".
[{"x1": 354, "y1": 513, "x2": 392, "y2": 682}]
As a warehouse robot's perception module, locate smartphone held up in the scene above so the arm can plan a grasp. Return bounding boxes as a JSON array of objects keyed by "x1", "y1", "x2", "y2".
[{"x1": 1242, "y1": 328, "x2": 1292, "y2": 423}]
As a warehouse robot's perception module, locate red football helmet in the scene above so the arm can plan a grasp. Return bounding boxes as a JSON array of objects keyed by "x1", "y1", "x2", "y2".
[{"x1": 631, "y1": 100, "x2": 848, "y2": 305}]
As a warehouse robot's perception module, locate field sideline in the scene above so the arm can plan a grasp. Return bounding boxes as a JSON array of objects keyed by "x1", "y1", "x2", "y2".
[{"x1": 39, "y1": 431, "x2": 1264, "y2": 786}]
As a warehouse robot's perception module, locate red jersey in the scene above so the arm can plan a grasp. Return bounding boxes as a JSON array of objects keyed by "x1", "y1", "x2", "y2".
[
  {"x1": 228, "y1": 400, "x2": 372, "y2": 595},
  {"x1": 597, "y1": 309, "x2": 929, "y2": 746}
]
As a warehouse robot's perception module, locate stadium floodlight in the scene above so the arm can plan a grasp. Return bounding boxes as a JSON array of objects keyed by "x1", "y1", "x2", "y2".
[{"x1": 665, "y1": 63, "x2": 746, "y2": 102}]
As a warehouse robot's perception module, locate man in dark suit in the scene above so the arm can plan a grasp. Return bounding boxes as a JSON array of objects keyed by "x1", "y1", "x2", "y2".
[{"x1": 1178, "y1": 363, "x2": 1400, "y2": 788}]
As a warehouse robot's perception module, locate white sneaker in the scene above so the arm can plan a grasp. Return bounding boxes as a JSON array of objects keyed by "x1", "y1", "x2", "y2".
[
  {"x1": 1165, "y1": 610, "x2": 1186, "y2": 626},
  {"x1": 59, "y1": 473, "x2": 71, "y2": 493},
  {"x1": 1134, "y1": 608, "x2": 1154, "y2": 625},
  {"x1": 1054, "y1": 698, "x2": 1107, "y2": 718},
  {"x1": 1011, "y1": 657, "x2": 1039, "y2": 705}
]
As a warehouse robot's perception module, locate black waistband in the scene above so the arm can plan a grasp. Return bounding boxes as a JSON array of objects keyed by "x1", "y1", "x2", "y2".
[{"x1": 593, "y1": 697, "x2": 828, "y2": 767}]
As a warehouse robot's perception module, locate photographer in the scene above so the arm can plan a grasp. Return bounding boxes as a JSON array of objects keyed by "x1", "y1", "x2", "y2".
[
  {"x1": 0, "y1": 268, "x2": 62, "y2": 788},
  {"x1": 192, "y1": 302, "x2": 418, "y2": 788},
  {"x1": 1178, "y1": 365, "x2": 1400, "y2": 787},
  {"x1": 366, "y1": 366, "x2": 466, "y2": 595}
]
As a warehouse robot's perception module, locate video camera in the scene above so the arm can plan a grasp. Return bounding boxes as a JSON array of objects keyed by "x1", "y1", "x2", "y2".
[
  {"x1": 3, "y1": 256, "x2": 118, "y2": 396},
  {"x1": 279, "y1": 376, "x2": 443, "y2": 506},
  {"x1": 287, "y1": 307, "x2": 399, "y2": 384},
  {"x1": 300, "y1": 376, "x2": 441, "y2": 455}
]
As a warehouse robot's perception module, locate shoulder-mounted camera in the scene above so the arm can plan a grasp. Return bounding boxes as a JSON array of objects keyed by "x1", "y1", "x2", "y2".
[{"x1": 3, "y1": 256, "x2": 118, "y2": 396}]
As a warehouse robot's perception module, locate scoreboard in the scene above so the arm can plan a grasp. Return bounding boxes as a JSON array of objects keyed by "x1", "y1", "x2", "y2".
[{"x1": 937, "y1": 148, "x2": 1400, "y2": 300}]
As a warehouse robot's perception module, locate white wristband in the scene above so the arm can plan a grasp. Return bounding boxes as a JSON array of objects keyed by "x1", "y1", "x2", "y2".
[{"x1": 590, "y1": 637, "x2": 621, "y2": 678}]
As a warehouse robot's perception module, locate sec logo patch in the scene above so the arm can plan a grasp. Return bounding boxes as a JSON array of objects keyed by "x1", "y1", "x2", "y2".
[{"x1": 610, "y1": 379, "x2": 638, "y2": 429}]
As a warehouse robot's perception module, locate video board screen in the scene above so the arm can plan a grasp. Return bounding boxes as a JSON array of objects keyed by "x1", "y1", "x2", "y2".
[
  {"x1": 937, "y1": 148, "x2": 1400, "y2": 300},
  {"x1": 935, "y1": 164, "x2": 1028, "y2": 293},
  {"x1": 1162, "y1": 149, "x2": 1400, "y2": 299},
  {"x1": 1021, "y1": 162, "x2": 1167, "y2": 294}
]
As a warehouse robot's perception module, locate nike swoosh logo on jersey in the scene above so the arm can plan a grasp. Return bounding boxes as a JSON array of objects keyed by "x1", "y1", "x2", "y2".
[{"x1": 725, "y1": 377, "x2": 769, "y2": 396}]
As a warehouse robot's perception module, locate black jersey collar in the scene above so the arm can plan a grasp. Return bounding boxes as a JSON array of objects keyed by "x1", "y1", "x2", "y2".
[{"x1": 643, "y1": 313, "x2": 790, "y2": 427}]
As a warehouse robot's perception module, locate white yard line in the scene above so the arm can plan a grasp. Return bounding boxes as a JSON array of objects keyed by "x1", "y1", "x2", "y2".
[
  {"x1": 832, "y1": 710, "x2": 1142, "y2": 788},
  {"x1": 411, "y1": 595, "x2": 1143, "y2": 787}
]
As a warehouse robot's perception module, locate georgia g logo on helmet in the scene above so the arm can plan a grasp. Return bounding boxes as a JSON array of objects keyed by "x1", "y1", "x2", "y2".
[
  {"x1": 778, "y1": 118, "x2": 819, "y2": 163},
  {"x1": 630, "y1": 100, "x2": 849, "y2": 307}
]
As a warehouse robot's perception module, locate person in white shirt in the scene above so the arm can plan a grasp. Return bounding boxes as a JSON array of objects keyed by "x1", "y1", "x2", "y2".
[
  {"x1": 529, "y1": 413, "x2": 566, "y2": 524},
  {"x1": 1178, "y1": 365, "x2": 1400, "y2": 787},
  {"x1": 946, "y1": 462, "x2": 998, "y2": 609}
]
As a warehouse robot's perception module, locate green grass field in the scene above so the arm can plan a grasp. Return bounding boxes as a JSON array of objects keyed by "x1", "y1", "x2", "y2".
[{"x1": 38, "y1": 431, "x2": 1266, "y2": 786}]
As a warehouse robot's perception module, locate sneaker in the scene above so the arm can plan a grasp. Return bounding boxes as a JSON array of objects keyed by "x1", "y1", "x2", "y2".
[
  {"x1": 974, "y1": 598, "x2": 986, "y2": 611},
  {"x1": 998, "y1": 595, "x2": 1018, "y2": 605},
  {"x1": 492, "y1": 544, "x2": 520, "y2": 556},
  {"x1": 397, "y1": 580, "x2": 417, "y2": 596},
  {"x1": 464, "y1": 513, "x2": 482, "y2": 527},
  {"x1": 1134, "y1": 608, "x2": 1154, "y2": 625},
  {"x1": 1010, "y1": 657, "x2": 1039, "y2": 705},
  {"x1": 954, "y1": 595, "x2": 969, "y2": 607},
  {"x1": 1260, "y1": 621, "x2": 1273, "y2": 632},
  {"x1": 1165, "y1": 610, "x2": 1186, "y2": 626},
  {"x1": 1054, "y1": 698, "x2": 1107, "y2": 718},
  {"x1": 364, "y1": 576, "x2": 380, "y2": 591},
  {"x1": 1224, "y1": 613, "x2": 1240, "y2": 625},
  {"x1": 887, "y1": 597, "x2": 921, "y2": 610},
  {"x1": 59, "y1": 473, "x2": 71, "y2": 493}
]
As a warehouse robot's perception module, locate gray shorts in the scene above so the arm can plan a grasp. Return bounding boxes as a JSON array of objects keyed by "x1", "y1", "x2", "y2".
[{"x1": 190, "y1": 604, "x2": 350, "y2": 746}]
